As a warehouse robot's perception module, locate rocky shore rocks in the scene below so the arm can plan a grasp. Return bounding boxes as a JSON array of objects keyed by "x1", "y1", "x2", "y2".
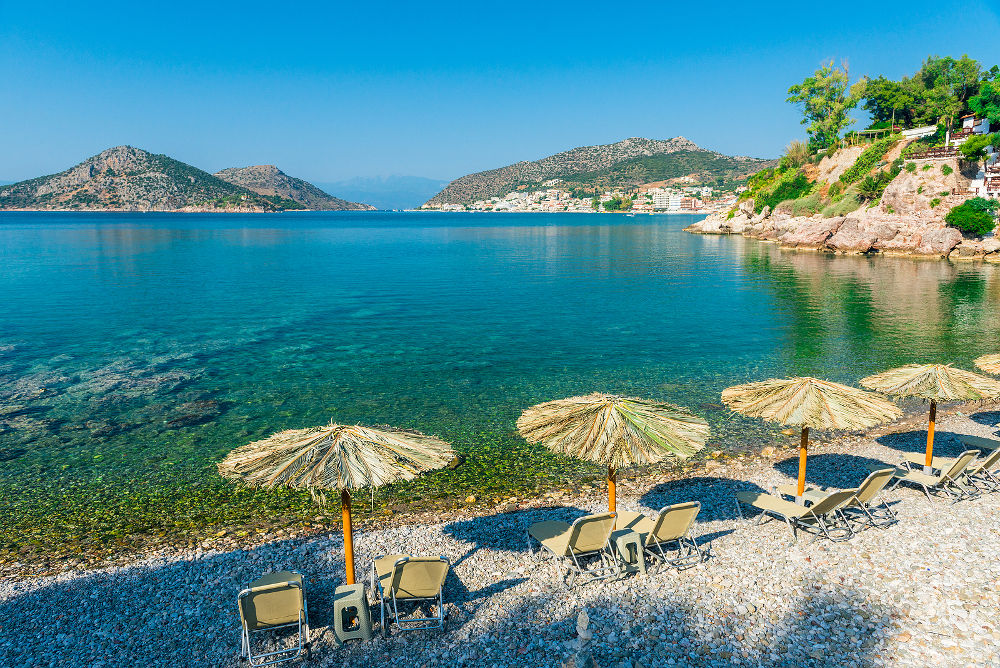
[{"x1": 687, "y1": 157, "x2": 997, "y2": 261}]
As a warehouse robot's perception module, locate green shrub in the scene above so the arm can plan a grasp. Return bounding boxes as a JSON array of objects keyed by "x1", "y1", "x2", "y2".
[
  {"x1": 958, "y1": 133, "x2": 999, "y2": 161},
  {"x1": 821, "y1": 193, "x2": 862, "y2": 217},
  {"x1": 917, "y1": 186, "x2": 924, "y2": 194},
  {"x1": 930, "y1": 198, "x2": 942, "y2": 208},
  {"x1": 788, "y1": 191, "x2": 825, "y2": 216},
  {"x1": 755, "y1": 169, "x2": 814, "y2": 213},
  {"x1": 939, "y1": 191, "x2": 950, "y2": 197},
  {"x1": 922, "y1": 164, "x2": 932, "y2": 171},
  {"x1": 726, "y1": 208, "x2": 736, "y2": 220},
  {"x1": 886, "y1": 206, "x2": 895, "y2": 214},
  {"x1": 840, "y1": 135, "x2": 900, "y2": 184},
  {"x1": 945, "y1": 197, "x2": 999, "y2": 236},
  {"x1": 905, "y1": 162, "x2": 916, "y2": 173},
  {"x1": 941, "y1": 164, "x2": 953, "y2": 176},
  {"x1": 827, "y1": 182, "x2": 844, "y2": 199}
]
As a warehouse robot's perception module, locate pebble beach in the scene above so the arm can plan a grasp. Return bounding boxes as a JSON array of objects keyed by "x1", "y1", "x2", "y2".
[{"x1": 2, "y1": 409, "x2": 999, "y2": 668}]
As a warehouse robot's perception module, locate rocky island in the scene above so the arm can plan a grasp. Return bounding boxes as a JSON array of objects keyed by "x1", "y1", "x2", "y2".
[{"x1": 0, "y1": 146, "x2": 374, "y2": 212}]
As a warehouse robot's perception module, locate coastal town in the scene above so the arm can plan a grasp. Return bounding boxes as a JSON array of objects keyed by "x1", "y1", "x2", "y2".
[{"x1": 425, "y1": 182, "x2": 739, "y2": 213}]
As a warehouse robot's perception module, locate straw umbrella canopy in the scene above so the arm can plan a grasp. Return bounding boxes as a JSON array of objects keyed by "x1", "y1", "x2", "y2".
[
  {"x1": 861, "y1": 364, "x2": 1000, "y2": 469},
  {"x1": 218, "y1": 423, "x2": 454, "y2": 585},
  {"x1": 516, "y1": 393, "x2": 709, "y2": 515},
  {"x1": 974, "y1": 354, "x2": 1000, "y2": 376},
  {"x1": 721, "y1": 377, "x2": 901, "y2": 497}
]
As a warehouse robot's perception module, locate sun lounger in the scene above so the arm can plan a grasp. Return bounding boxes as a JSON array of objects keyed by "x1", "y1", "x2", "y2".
[
  {"x1": 780, "y1": 469, "x2": 898, "y2": 529},
  {"x1": 527, "y1": 512, "x2": 617, "y2": 587},
  {"x1": 370, "y1": 555, "x2": 450, "y2": 634},
  {"x1": 617, "y1": 501, "x2": 703, "y2": 568},
  {"x1": 890, "y1": 449, "x2": 980, "y2": 501},
  {"x1": 734, "y1": 490, "x2": 856, "y2": 542},
  {"x1": 237, "y1": 571, "x2": 309, "y2": 666},
  {"x1": 965, "y1": 447, "x2": 1000, "y2": 492}
]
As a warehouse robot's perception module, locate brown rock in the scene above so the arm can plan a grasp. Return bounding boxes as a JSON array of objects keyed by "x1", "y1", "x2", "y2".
[
  {"x1": 914, "y1": 227, "x2": 963, "y2": 256},
  {"x1": 779, "y1": 216, "x2": 845, "y2": 248},
  {"x1": 828, "y1": 218, "x2": 876, "y2": 253}
]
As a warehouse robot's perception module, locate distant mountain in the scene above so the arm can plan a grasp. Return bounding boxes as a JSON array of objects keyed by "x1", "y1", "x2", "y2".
[
  {"x1": 424, "y1": 137, "x2": 776, "y2": 206},
  {"x1": 0, "y1": 146, "x2": 308, "y2": 212},
  {"x1": 317, "y1": 175, "x2": 450, "y2": 210},
  {"x1": 214, "y1": 165, "x2": 373, "y2": 211}
]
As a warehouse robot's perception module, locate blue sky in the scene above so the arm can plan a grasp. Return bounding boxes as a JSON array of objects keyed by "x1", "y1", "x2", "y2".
[{"x1": 1, "y1": 1, "x2": 998, "y2": 183}]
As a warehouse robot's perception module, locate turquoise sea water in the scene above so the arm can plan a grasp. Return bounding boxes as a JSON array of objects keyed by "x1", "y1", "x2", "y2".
[{"x1": 2, "y1": 211, "x2": 999, "y2": 557}]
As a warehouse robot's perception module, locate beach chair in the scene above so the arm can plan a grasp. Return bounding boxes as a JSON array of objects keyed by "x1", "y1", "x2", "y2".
[
  {"x1": 734, "y1": 490, "x2": 856, "y2": 542},
  {"x1": 890, "y1": 449, "x2": 980, "y2": 502},
  {"x1": 237, "y1": 571, "x2": 309, "y2": 666},
  {"x1": 781, "y1": 469, "x2": 898, "y2": 529},
  {"x1": 964, "y1": 447, "x2": 1000, "y2": 492},
  {"x1": 617, "y1": 501, "x2": 703, "y2": 568},
  {"x1": 370, "y1": 555, "x2": 450, "y2": 634},
  {"x1": 526, "y1": 512, "x2": 617, "y2": 587}
]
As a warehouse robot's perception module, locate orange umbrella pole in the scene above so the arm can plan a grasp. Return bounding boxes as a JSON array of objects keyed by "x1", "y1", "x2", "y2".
[
  {"x1": 925, "y1": 400, "x2": 937, "y2": 468},
  {"x1": 607, "y1": 465, "x2": 617, "y2": 516},
  {"x1": 342, "y1": 490, "x2": 355, "y2": 585},
  {"x1": 797, "y1": 427, "x2": 809, "y2": 497}
]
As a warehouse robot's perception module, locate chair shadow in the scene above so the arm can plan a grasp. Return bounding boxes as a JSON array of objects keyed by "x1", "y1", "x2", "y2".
[
  {"x1": 639, "y1": 476, "x2": 767, "y2": 522},
  {"x1": 773, "y1": 453, "x2": 895, "y2": 489}
]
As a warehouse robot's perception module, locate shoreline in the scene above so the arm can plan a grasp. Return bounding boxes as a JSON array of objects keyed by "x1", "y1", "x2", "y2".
[
  {"x1": 3, "y1": 406, "x2": 998, "y2": 666},
  {"x1": 3, "y1": 398, "x2": 991, "y2": 579}
]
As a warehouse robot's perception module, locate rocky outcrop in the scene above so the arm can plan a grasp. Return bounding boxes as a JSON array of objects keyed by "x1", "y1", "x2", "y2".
[
  {"x1": 214, "y1": 165, "x2": 374, "y2": 210},
  {"x1": 686, "y1": 156, "x2": 990, "y2": 261}
]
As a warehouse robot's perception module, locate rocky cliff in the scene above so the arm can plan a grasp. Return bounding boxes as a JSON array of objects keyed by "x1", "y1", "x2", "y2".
[
  {"x1": 214, "y1": 165, "x2": 373, "y2": 210},
  {"x1": 687, "y1": 153, "x2": 996, "y2": 261},
  {"x1": 425, "y1": 137, "x2": 775, "y2": 206}
]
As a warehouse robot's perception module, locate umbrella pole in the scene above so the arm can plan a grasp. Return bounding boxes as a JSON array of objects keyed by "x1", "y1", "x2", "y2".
[
  {"x1": 608, "y1": 465, "x2": 617, "y2": 517},
  {"x1": 924, "y1": 400, "x2": 937, "y2": 473},
  {"x1": 797, "y1": 427, "x2": 809, "y2": 498},
  {"x1": 342, "y1": 490, "x2": 355, "y2": 585}
]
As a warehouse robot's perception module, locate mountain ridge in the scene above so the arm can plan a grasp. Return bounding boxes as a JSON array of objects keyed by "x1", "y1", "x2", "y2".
[{"x1": 424, "y1": 137, "x2": 777, "y2": 206}]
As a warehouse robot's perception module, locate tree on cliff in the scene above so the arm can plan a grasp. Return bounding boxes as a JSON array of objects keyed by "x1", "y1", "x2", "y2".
[
  {"x1": 786, "y1": 60, "x2": 865, "y2": 149},
  {"x1": 970, "y1": 80, "x2": 1000, "y2": 124}
]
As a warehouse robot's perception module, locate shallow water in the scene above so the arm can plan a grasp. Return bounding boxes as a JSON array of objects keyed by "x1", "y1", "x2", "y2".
[{"x1": 1, "y1": 211, "x2": 998, "y2": 556}]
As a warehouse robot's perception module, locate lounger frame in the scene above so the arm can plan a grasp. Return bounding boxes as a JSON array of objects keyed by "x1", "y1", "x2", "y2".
[
  {"x1": 735, "y1": 491, "x2": 856, "y2": 543},
  {"x1": 237, "y1": 580, "x2": 309, "y2": 667},
  {"x1": 526, "y1": 514, "x2": 618, "y2": 587},
  {"x1": 644, "y1": 501, "x2": 703, "y2": 569},
  {"x1": 891, "y1": 450, "x2": 981, "y2": 502},
  {"x1": 370, "y1": 556, "x2": 450, "y2": 634}
]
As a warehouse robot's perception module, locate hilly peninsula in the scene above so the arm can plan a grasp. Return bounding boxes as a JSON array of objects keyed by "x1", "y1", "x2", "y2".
[
  {"x1": 0, "y1": 146, "x2": 371, "y2": 212},
  {"x1": 424, "y1": 137, "x2": 776, "y2": 206}
]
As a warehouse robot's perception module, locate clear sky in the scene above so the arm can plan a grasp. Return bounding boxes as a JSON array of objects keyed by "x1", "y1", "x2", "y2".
[{"x1": 1, "y1": 0, "x2": 998, "y2": 183}]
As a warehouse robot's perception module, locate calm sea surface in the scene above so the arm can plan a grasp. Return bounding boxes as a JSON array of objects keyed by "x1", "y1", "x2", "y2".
[{"x1": 1, "y1": 211, "x2": 998, "y2": 551}]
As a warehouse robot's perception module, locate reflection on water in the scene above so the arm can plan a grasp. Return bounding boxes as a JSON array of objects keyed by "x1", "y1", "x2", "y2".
[{"x1": 0, "y1": 211, "x2": 998, "y2": 543}]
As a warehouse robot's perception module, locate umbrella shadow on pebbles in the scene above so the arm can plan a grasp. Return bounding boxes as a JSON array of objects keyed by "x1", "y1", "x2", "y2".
[
  {"x1": 875, "y1": 430, "x2": 967, "y2": 459},
  {"x1": 967, "y1": 409, "x2": 1000, "y2": 431},
  {"x1": 774, "y1": 453, "x2": 893, "y2": 489},
  {"x1": 639, "y1": 476, "x2": 767, "y2": 521},
  {"x1": 442, "y1": 506, "x2": 593, "y2": 567}
]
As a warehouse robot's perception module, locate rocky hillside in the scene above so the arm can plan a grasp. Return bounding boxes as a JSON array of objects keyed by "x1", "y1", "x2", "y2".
[
  {"x1": 214, "y1": 165, "x2": 373, "y2": 210},
  {"x1": 425, "y1": 137, "x2": 775, "y2": 206},
  {"x1": 2, "y1": 147, "x2": 319, "y2": 212},
  {"x1": 686, "y1": 146, "x2": 996, "y2": 260}
]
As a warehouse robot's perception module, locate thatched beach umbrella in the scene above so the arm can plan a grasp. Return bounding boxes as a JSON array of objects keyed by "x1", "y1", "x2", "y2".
[
  {"x1": 218, "y1": 423, "x2": 454, "y2": 585},
  {"x1": 516, "y1": 393, "x2": 709, "y2": 515},
  {"x1": 861, "y1": 364, "x2": 1000, "y2": 470},
  {"x1": 974, "y1": 354, "x2": 1000, "y2": 376},
  {"x1": 721, "y1": 377, "x2": 901, "y2": 498}
]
